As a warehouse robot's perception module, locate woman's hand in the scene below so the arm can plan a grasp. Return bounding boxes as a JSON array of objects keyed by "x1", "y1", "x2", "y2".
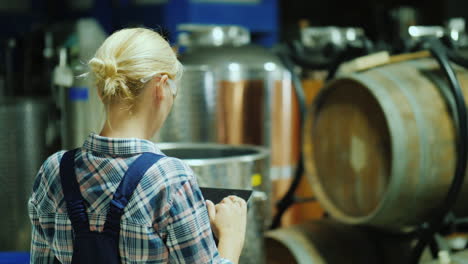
[{"x1": 206, "y1": 196, "x2": 247, "y2": 264}]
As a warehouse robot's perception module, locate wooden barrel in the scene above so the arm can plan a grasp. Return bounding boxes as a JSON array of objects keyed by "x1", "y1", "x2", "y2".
[
  {"x1": 265, "y1": 220, "x2": 413, "y2": 264},
  {"x1": 303, "y1": 58, "x2": 468, "y2": 230}
]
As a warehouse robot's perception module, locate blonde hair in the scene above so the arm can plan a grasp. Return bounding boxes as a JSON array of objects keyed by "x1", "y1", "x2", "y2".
[{"x1": 88, "y1": 28, "x2": 183, "y2": 106}]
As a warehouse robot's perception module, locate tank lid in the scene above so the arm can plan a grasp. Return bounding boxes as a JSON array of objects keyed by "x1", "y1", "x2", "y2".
[{"x1": 177, "y1": 24, "x2": 251, "y2": 48}]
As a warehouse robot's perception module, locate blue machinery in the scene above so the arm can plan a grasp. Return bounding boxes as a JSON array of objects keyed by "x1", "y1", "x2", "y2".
[
  {"x1": 1, "y1": 0, "x2": 279, "y2": 47},
  {"x1": 166, "y1": 0, "x2": 278, "y2": 46},
  {"x1": 116, "y1": 0, "x2": 279, "y2": 46}
]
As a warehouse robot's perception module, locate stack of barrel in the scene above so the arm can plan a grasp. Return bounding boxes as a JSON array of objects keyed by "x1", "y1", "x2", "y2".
[{"x1": 265, "y1": 57, "x2": 468, "y2": 263}]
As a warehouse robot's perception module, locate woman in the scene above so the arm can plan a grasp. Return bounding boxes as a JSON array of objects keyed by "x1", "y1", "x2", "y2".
[{"x1": 29, "y1": 28, "x2": 247, "y2": 264}]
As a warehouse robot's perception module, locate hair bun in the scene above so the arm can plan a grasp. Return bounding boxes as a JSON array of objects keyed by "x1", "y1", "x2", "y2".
[
  {"x1": 89, "y1": 57, "x2": 118, "y2": 80},
  {"x1": 89, "y1": 57, "x2": 130, "y2": 99}
]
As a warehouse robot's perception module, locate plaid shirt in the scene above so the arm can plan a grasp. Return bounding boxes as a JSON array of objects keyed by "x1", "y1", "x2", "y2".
[{"x1": 28, "y1": 133, "x2": 232, "y2": 264}]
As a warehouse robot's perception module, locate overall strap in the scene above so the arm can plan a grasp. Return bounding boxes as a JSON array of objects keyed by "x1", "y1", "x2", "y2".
[
  {"x1": 59, "y1": 149, "x2": 90, "y2": 233},
  {"x1": 103, "y1": 153, "x2": 165, "y2": 236}
]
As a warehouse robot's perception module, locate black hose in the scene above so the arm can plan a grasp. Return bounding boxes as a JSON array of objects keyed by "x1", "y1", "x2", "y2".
[
  {"x1": 287, "y1": 41, "x2": 334, "y2": 70},
  {"x1": 408, "y1": 38, "x2": 468, "y2": 264},
  {"x1": 277, "y1": 48, "x2": 308, "y2": 122},
  {"x1": 446, "y1": 48, "x2": 468, "y2": 69},
  {"x1": 270, "y1": 158, "x2": 305, "y2": 229},
  {"x1": 269, "y1": 47, "x2": 308, "y2": 229},
  {"x1": 288, "y1": 36, "x2": 374, "y2": 72}
]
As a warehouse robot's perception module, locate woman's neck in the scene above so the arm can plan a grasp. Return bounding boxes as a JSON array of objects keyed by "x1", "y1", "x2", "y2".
[{"x1": 99, "y1": 104, "x2": 157, "y2": 140}]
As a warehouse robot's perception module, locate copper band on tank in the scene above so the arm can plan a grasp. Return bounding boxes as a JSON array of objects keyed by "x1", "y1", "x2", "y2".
[
  {"x1": 271, "y1": 79, "x2": 300, "y2": 168},
  {"x1": 216, "y1": 79, "x2": 300, "y2": 215},
  {"x1": 217, "y1": 80, "x2": 264, "y2": 145},
  {"x1": 216, "y1": 79, "x2": 300, "y2": 171}
]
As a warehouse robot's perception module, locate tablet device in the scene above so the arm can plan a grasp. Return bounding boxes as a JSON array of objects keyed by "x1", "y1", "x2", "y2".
[{"x1": 200, "y1": 187, "x2": 253, "y2": 204}]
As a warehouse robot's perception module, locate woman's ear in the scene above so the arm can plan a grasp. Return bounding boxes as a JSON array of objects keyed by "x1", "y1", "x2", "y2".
[{"x1": 152, "y1": 75, "x2": 169, "y2": 102}]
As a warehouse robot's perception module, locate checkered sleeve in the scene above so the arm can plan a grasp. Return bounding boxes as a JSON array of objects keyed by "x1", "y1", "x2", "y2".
[
  {"x1": 165, "y1": 177, "x2": 233, "y2": 264},
  {"x1": 28, "y1": 164, "x2": 57, "y2": 264}
]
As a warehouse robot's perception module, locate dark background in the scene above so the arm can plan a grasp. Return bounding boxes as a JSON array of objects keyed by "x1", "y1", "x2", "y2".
[
  {"x1": 1, "y1": 0, "x2": 466, "y2": 43},
  {"x1": 280, "y1": 0, "x2": 466, "y2": 41}
]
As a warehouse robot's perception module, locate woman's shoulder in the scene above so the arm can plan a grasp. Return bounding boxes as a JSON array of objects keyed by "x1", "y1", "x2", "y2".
[
  {"x1": 30, "y1": 150, "x2": 67, "y2": 205},
  {"x1": 145, "y1": 155, "x2": 195, "y2": 186},
  {"x1": 43, "y1": 150, "x2": 67, "y2": 171},
  {"x1": 36, "y1": 150, "x2": 67, "y2": 181},
  {"x1": 129, "y1": 155, "x2": 198, "y2": 222}
]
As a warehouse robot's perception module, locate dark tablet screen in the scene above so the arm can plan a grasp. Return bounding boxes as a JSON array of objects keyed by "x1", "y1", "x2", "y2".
[{"x1": 199, "y1": 187, "x2": 253, "y2": 204}]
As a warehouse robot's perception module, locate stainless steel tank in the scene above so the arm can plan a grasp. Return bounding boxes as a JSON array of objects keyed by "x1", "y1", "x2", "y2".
[
  {"x1": 158, "y1": 143, "x2": 269, "y2": 264},
  {"x1": 157, "y1": 66, "x2": 217, "y2": 142},
  {"x1": 0, "y1": 98, "x2": 50, "y2": 251},
  {"x1": 154, "y1": 25, "x2": 300, "y2": 212}
]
